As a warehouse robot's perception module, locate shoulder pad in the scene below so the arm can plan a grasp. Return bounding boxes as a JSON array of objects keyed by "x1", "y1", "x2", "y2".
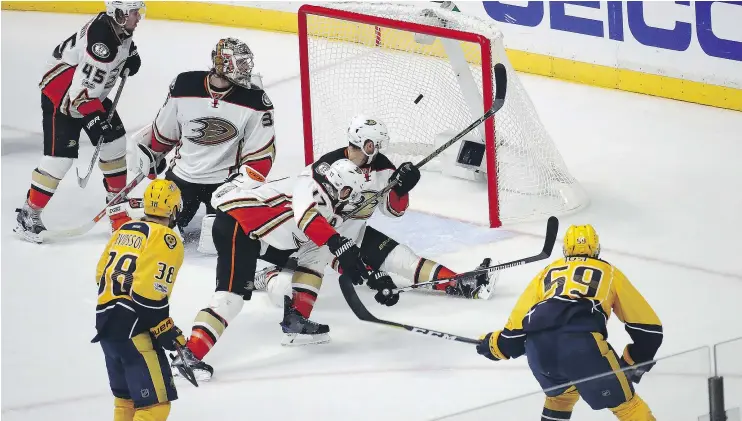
[
  {"x1": 169, "y1": 71, "x2": 210, "y2": 98},
  {"x1": 225, "y1": 86, "x2": 273, "y2": 111},
  {"x1": 85, "y1": 15, "x2": 120, "y2": 64}
]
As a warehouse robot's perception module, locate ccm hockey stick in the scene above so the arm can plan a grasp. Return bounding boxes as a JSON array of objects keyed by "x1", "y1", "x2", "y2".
[
  {"x1": 77, "y1": 69, "x2": 130, "y2": 188},
  {"x1": 388, "y1": 216, "x2": 559, "y2": 295},
  {"x1": 39, "y1": 171, "x2": 147, "y2": 242},
  {"x1": 343, "y1": 63, "x2": 508, "y2": 221},
  {"x1": 339, "y1": 273, "x2": 482, "y2": 345}
]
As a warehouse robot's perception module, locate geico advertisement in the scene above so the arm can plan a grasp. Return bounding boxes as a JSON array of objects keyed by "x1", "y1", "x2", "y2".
[{"x1": 463, "y1": 1, "x2": 742, "y2": 87}]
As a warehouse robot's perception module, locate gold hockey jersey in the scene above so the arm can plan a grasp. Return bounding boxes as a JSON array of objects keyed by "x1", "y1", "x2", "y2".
[{"x1": 490, "y1": 257, "x2": 663, "y2": 365}]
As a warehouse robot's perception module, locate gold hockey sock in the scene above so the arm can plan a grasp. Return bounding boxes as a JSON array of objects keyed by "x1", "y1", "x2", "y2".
[
  {"x1": 542, "y1": 386, "x2": 579, "y2": 420},
  {"x1": 133, "y1": 402, "x2": 171, "y2": 421},
  {"x1": 611, "y1": 394, "x2": 656, "y2": 421},
  {"x1": 113, "y1": 397, "x2": 135, "y2": 421}
]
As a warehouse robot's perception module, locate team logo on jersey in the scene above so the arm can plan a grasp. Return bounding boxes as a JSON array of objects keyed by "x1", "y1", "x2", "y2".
[
  {"x1": 91, "y1": 42, "x2": 110, "y2": 59},
  {"x1": 262, "y1": 92, "x2": 272, "y2": 107},
  {"x1": 341, "y1": 190, "x2": 378, "y2": 220},
  {"x1": 154, "y1": 283, "x2": 168, "y2": 294},
  {"x1": 164, "y1": 233, "x2": 177, "y2": 249},
  {"x1": 365, "y1": 119, "x2": 377, "y2": 125},
  {"x1": 185, "y1": 117, "x2": 239, "y2": 146}
]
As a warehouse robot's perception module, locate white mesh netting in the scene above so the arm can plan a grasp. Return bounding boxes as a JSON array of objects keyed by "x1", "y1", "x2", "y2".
[{"x1": 301, "y1": 2, "x2": 588, "y2": 225}]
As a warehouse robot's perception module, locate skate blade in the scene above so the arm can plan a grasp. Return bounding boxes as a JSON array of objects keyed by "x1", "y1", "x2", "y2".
[
  {"x1": 13, "y1": 225, "x2": 43, "y2": 244},
  {"x1": 281, "y1": 332, "x2": 331, "y2": 346}
]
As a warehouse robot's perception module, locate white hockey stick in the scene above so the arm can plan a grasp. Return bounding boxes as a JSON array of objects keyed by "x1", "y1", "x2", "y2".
[
  {"x1": 39, "y1": 171, "x2": 147, "y2": 242},
  {"x1": 76, "y1": 69, "x2": 130, "y2": 188}
]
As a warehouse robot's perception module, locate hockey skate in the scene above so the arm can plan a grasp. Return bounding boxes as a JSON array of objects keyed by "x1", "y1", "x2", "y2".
[
  {"x1": 280, "y1": 296, "x2": 330, "y2": 346},
  {"x1": 105, "y1": 191, "x2": 132, "y2": 232},
  {"x1": 445, "y1": 258, "x2": 499, "y2": 300},
  {"x1": 14, "y1": 202, "x2": 46, "y2": 244},
  {"x1": 170, "y1": 345, "x2": 214, "y2": 382}
]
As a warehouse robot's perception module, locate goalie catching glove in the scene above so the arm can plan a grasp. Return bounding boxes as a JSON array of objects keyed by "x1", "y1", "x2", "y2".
[
  {"x1": 366, "y1": 271, "x2": 399, "y2": 307},
  {"x1": 150, "y1": 317, "x2": 187, "y2": 351},
  {"x1": 134, "y1": 143, "x2": 167, "y2": 180}
]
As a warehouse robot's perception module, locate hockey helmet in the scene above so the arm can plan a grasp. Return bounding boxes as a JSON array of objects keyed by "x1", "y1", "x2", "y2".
[
  {"x1": 325, "y1": 159, "x2": 366, "y2": 203},
  {"x1": 347, "y1": 114, "x2": 389, "y2": 163},
  {"x1": 212, "y1": 38, "x2": 255, "y2": 88},
  {"x1": 105, "y1": 1, "x2": 145, "y2": 31},
  {"x1": 143, "y1": 179, "x2": 182, "y2": 222},
  {"x1": 563, "y1": 224, "x2": 600, "y2": 258}
]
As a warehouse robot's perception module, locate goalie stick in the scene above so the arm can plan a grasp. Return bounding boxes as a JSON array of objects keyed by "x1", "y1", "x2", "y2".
[
  {"x1": 338, "y1": 216, "x2": 559, "y2": 345},
  {"x1": 386, "y1": 216, "x2": 559, "y2": 296},
  {"x1": 77, "y1": 69, "x2": 130, "y2": 188},
  {"x1": 342, "y1": 63, "x2": 508, "y2": 221},
  {"x1": 38, "y1": 171, "x2": 147, "y2": 243}
]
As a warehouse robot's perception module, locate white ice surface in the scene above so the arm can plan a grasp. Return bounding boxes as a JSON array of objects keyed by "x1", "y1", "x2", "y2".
[{"x1": 2, "y1": 11, "x2": 742, "y2": 421}]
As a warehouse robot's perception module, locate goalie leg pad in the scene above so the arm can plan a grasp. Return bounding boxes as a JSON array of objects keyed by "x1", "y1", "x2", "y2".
[
  {"x1": 197, "y1": 214, "x2": 216, "y2": 255},
  {"x1": 266, "y1": 270, "x2": 293, "y2": 308}
]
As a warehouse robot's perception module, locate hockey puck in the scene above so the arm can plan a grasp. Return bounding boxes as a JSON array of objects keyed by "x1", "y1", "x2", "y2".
[{"x1": 414, "y1": 94, "x2": 424, "y2": 104}]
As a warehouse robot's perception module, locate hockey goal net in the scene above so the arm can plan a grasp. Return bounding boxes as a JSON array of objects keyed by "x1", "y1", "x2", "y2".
[{"x1": 298, "y1": 3, "x2": 588, "y2": 227}]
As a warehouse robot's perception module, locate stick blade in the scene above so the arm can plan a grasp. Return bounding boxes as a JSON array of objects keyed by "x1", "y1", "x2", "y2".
[
  {"x1": 338, "y1": 275, "x2": 379, "y2": 323},
  {"x1": 493, "y1": 63, "x2": 507, "y2": 101},
  {"x1": 541, "y1": 216, "x2": 560, "y2": 256}
]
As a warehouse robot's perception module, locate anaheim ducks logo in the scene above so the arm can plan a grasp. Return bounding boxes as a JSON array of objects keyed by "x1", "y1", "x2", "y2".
[
  {"x1": 341, "y1": 190, "x2": 378, "y2": 220},
  {"x1": 185, "y1": 117, "x2": 239, "y2": 146}
]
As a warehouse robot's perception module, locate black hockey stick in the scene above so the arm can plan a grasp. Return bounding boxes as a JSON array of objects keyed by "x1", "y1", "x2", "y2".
[
  {"x1": 77, "y1": 68, "x2": 130, "y2": 188},
  {"x1": 388, "y1": 216, "x2": 559, "y2": 295},
  {"x1": 342, "y1": 63, "x2": 508, "y2": 221},
  {"x1": 338, "y1": 273, "x2": 482, "y2": 345},
  {"x1": 173, "y1": 343, "x2": 199, "y2": 387}
]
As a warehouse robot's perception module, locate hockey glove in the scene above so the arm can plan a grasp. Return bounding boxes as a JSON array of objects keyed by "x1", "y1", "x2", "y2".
[
  {"x1": 150, "y1": 317, "x2": 187, "y2": 352},
  {"x1": 619, "y1": 356, "x2": 655, "y2": 384},
  {"x1": 83, "y1": 111, "x2": 117, "y2": 145},
  {"x1": 135, "y1": 144, "x2": 167, "y2": 180},
  {"x1": 389, "y1": 162, "x2": 420, "y2": 196},
  {"x1": 122, "y1": 47, "x2": 141, "y2": 77},
  {"x1": 366, "y1": 271, "x2": 399, "y2": 306},
  {"x1": 326, "y1": 234, "x2": 366, "y2": 285},
  {"x1": 476, "y1": 332, "x2": 503, "y2": 361}
]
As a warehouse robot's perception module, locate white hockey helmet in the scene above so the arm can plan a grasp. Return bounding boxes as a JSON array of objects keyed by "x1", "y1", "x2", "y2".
[
  {"x1": 212, "y1": 38, "x2": 255, "y2": 88},
  {"x1": 325, "y1": 159, "x2": 366, "y2": 203},
  {"x1": 105, "y1": 1, "x2": 145, "y2": 31},
  {"x1": 347, "y1": 114, "x2": 390, "y2": 163}
]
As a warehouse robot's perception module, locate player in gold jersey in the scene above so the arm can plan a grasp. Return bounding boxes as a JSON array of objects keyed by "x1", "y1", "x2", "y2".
[
  {"x1": 92, "y1": 179, "x2": 204, "y2": 421},
  {"x1": 477, "y1": 225, "x2": 663, "y2": 421}
]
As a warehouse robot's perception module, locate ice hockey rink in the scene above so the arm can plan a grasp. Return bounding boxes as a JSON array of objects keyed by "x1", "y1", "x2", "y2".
[{"x1": 2, "y1": 9, "x2": 742, "y2": 421}]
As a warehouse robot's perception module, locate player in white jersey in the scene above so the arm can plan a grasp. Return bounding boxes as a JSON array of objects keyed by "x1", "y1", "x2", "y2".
[
  {"x1": 15, "y1": 1, "x2": 145, "y2": 243},
  {"x1": 133, "y1": 37, "x2": 275, "y2": 242},
  {"x1": 172, "y1": 117, "x2": 495, "y2": 380}
]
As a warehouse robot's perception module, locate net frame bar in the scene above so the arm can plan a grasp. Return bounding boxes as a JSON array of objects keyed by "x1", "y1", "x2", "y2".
[{"x1": 298, "y1": 4, "x2": 502, "y2": 227}]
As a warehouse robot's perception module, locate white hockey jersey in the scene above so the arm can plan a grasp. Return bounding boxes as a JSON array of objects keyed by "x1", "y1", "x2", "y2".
[
  {"x1": 211, "y1": 148, "x2": 408, "y2": 252},
  {"x1": 150, "y1": 70, "x2": 276, "y2": 185},
  {"x1": 40, "y1": 13, "x2": 135, "y2": 118}
]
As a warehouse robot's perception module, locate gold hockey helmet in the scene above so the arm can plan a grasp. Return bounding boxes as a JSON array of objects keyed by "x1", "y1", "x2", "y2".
[
  {"x1": 563, "y1": 224, "x2": 600, "y2": 258},
  {"x1": 143, "y1": 179, "x2": 182, "y2": 218}
]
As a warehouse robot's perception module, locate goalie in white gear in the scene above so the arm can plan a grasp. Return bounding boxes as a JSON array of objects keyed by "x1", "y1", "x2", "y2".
[{"x1": 132, "y1": 37, "x2": 275, "y2": 244}]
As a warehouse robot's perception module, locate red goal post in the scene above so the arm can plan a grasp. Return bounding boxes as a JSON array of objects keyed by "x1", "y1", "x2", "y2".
[{"x1": 298, "y1": 3, "x2": 587, "y2": 228}]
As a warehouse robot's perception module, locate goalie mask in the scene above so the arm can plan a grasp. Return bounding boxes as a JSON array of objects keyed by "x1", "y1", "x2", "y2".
[
  {"x1": 347, "y1": 114, "x2": 390, "y2": 163},
  {"x1": 324, "y1": 159, "x2": 366, "y2": 205},
  {"x1": 212, "y1": 38, "x2": 255, "y2": 88},
  {"x1": 105, "y1": 1, "x2": 145, "y2": 35}
]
